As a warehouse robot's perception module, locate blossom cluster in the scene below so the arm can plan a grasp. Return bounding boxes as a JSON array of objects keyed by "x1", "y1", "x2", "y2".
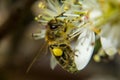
[{"x1": 34, "y1": 0, "x2": 120, "y2": 70}]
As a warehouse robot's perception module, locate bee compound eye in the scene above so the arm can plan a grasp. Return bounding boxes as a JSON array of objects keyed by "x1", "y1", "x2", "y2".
[
  {"x1": 48, "y1": 20, "x2": 59, "y2": 30},
  {"x1": 50, "y1": 25, "x2": 58, "y2": 29}
]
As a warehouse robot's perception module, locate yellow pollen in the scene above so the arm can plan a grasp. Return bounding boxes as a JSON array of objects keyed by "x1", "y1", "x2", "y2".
[
  {"x1": 91, "y1": 27, "x2": 101, "y2": 34},
  {"x1": 38, "y1": 14, "x2": 42, "y2": 18},
  {"x1": 93, "y1": 54, "x2": 101, "y2": 62},
  {"x1": 64, "y1": 6, "x2": 70, "y2": 11},
  {"x1": 52, "y1": 48, "x2": 63, "y2": 56},
  {"x1": 35, "y1": 15, "x2": 42, "y2": 21},
  {"x1": 35, "y1": 17, "x2": 38, "y2": 21},
  {"x1": 38, "y1": 2, "x2": 45, "y2": 9}
]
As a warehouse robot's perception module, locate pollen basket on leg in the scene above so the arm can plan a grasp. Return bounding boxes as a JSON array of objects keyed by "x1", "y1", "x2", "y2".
[{"x1": 52, "y1": 48, "x2": 63, "y2": 56}]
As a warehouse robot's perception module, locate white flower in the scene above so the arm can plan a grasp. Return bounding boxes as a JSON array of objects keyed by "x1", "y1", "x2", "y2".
[
  {"x1": 34, "y1": 0, "x2": 99, "y2": 71},
  {"x1": 98, "y1": 0, "x2": 120, "y2": 56},
  {"x1": 100, "y1": 23, "x2": 120, "y2": 56},
  {"x1": 92, "y1": 0, "x2": 120, "y2": 61}
]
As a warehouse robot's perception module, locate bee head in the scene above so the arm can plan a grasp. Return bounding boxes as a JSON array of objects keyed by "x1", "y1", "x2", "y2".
[{"x1": 48, "y1": 19, "x2": 65, "y2": 30}]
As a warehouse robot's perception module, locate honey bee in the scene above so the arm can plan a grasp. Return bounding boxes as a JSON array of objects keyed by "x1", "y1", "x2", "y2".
[
  {"x1": 45, "y1": 18, "x2": 79, "y2": 73},
  {"x1": 28, "y1": 17, "x2": 81, "y2": 73},
  {"x1": 27, "y1": 0, "x2": 95, "y2": 73}
]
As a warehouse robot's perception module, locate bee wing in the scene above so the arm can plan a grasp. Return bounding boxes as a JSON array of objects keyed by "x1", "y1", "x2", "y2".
[
  {"x1": 50, "y1": 54, "x2": 57, "y2": 70},
  {"x1": 26, "y1": 42, "x2": 48, "y2": 73},
  {"x1": 74, "y1": 28, "x2": 95, "y2": 70}
]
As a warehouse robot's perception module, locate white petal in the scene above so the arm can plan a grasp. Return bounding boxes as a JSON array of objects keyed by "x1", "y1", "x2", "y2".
[
  {"x1": 32, "y1": 30, "x2": 46, "y2": 40},
  {"x1": 50, "y1": 54, "x2": 57, "y2": 70},
  {"x1": 74, "y1": 28, "x2": 95, "y2": 70},
  {"x1": 47, "y1": 0, "x2": 57, "y2": 12},
  {"x1": 89, "y1": 9, "x2": 102, "y2": 20},
  {"x1": 100, "y1": 37, "x2": 117, "y2": 56},
  {"x1": 81, "y1": 0, "x2": 99, "y2": 10}
]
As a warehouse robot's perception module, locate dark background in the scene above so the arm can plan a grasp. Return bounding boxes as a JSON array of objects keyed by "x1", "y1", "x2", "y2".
[{"x1": 0, "y1": 0, "x2": 120, "y2": 80}]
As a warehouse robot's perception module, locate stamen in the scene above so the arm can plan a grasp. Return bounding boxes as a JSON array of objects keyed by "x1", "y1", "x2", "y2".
[
  {"x1": 63, "y1": 13, "x2": 79, "y2": 17},
  {"x1": 64, "y1": 5, "x2": 70, "y2": 11},
  {"x1": 35, "y1": 15, "x2": 42, "y2": 22},
  {"x1": 38, "y1": 2, "x2": 45, "y2": 9}
]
